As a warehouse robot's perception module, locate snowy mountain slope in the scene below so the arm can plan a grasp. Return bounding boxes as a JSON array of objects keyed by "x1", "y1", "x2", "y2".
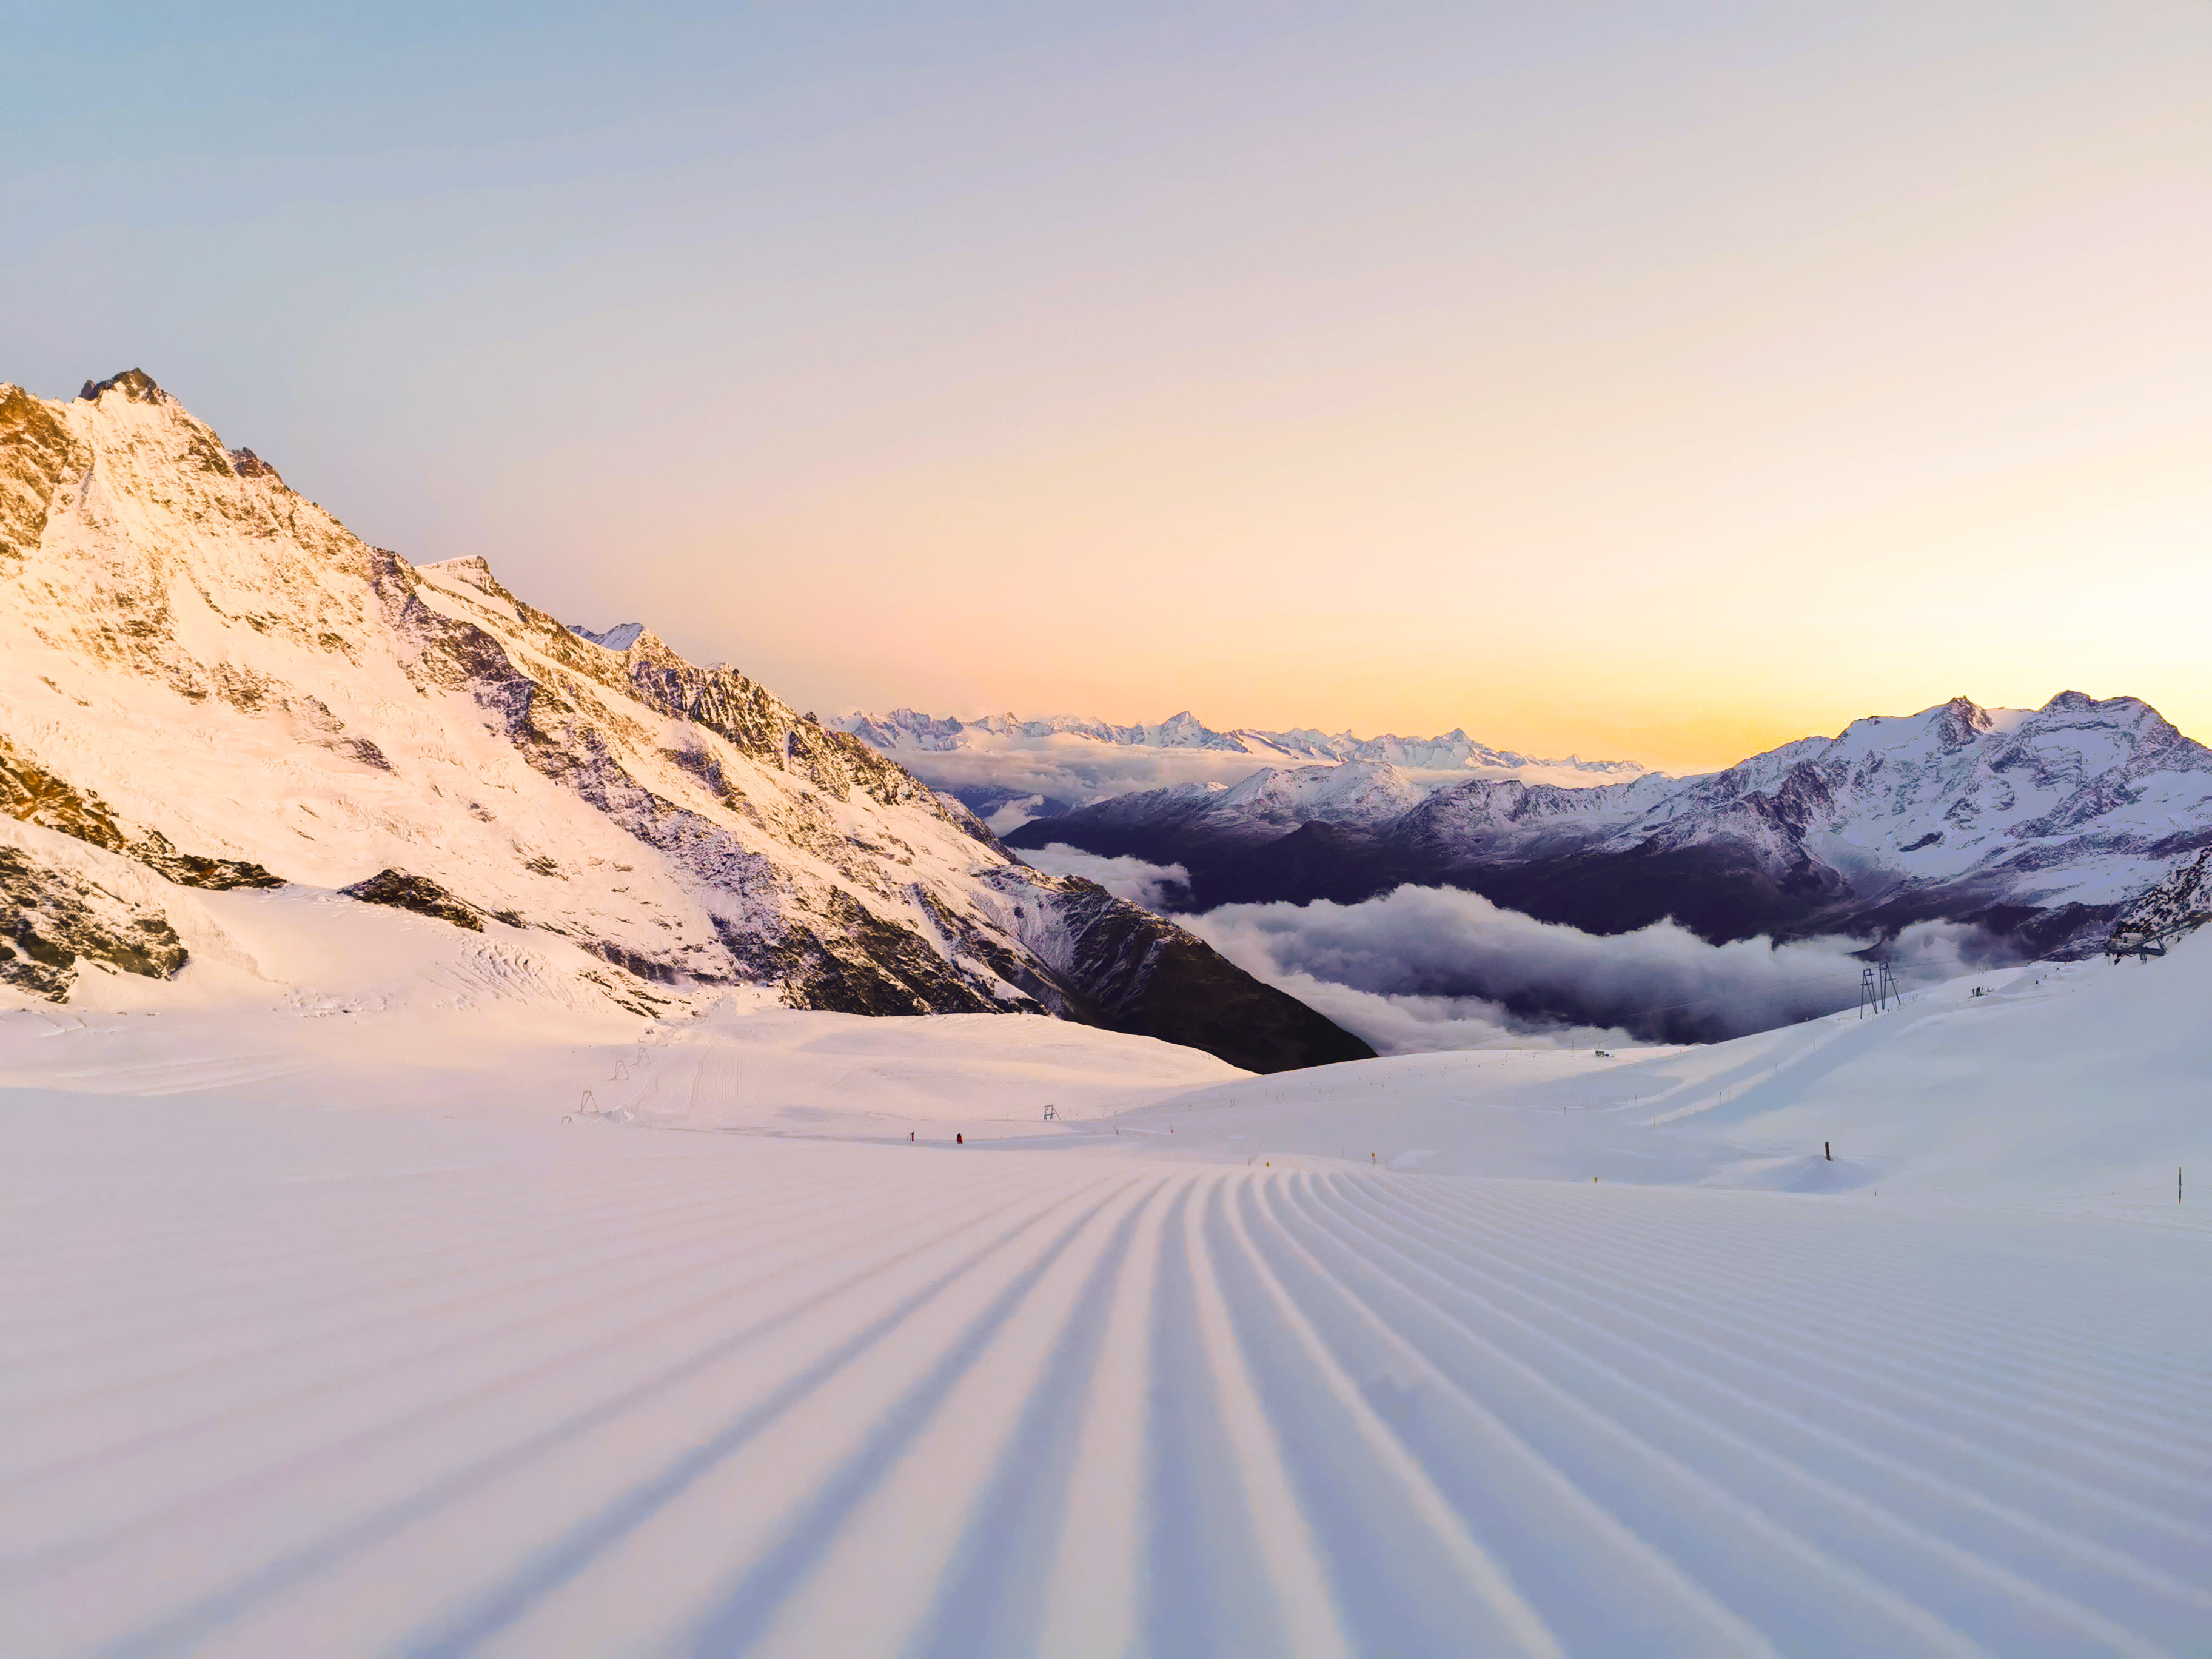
[
  {"x1": 1124, "y1": 930, "x2": 2212, "y2": 1206},
  {"x1": 1011, "y1": 692, "x2": 2212, "y2": 957},
  {"x1": 0, "y1": 860, "x2": 1249, "y2": 1129},
  {"x1": 0, "y1": 370, "x2": 1369, "y2": 1071},
  {"x1": 828, "y1": 705, "x2": 1644, "y2": 830}
]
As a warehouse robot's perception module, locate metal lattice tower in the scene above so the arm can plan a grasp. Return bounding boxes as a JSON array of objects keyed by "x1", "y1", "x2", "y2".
[{"x1": 1858, "y1": 958, "x2": 1904, "y2": 1016}]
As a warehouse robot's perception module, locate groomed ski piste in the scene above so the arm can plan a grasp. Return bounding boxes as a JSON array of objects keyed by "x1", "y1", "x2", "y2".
[{"x1": 4, "y1": 886, "x2": 2210, "y2": 1655}]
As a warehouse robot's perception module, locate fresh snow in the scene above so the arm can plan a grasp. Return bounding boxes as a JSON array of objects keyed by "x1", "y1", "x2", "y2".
[{"x1": 4, "y1": 877, "x2": 2209, "y2": 1654}]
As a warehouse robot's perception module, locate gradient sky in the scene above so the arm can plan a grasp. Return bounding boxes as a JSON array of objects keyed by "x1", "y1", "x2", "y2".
[{"x1": 7, "y1": 4, "x2": 2210, "y2": 772}]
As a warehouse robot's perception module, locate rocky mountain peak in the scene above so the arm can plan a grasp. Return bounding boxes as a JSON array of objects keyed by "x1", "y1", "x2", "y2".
[
  {"x1": 572, "y1": 621, "x2": 646, "y2": 651},
  {"x1": 77, "y1": 368, "x2": 166, "y2": 404},
  {"x1": 1934, "y1": 695, "x2": 1992, "y2": 750}
]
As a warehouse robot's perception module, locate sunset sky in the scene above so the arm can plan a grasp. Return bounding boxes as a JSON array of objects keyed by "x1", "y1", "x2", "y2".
[{"x1": 8, "y1": 4, "x2": 2210, "y2": 773}]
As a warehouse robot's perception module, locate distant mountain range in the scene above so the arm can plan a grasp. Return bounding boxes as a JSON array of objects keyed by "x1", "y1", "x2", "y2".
[
  {"x1": 0, "y1": 370, "x2": 1368, "y2": 1073},
  {"x1": 828, "y1": 708, "x2": 1643, "y2": 831},
  {"x1": 836, "y1": 706, "x2": 1643, "y2": 771},
  {"x1": 998, "y1": 693, "x2": 2212, "y2": 960}
]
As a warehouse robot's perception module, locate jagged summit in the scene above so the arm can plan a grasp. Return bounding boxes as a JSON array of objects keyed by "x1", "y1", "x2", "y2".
[
  {"x1": 0, "y1": 374, "x2": 1369, "y2": 1071},
  {"x1": 571, "y1": 620, "x2": 646, "y2": 651},
  {"x1": 78, "y1": 367, "x2": 165, "y2": 404}
]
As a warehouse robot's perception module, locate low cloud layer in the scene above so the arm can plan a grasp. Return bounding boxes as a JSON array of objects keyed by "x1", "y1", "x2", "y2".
[
  {"x1": 1021, "y1": 844, "x2": 1193, "y2": 911},
  {"x1": 1189, "y1": 884, "x2": 2018, "y2": 1054},
  {"x1": 899, "y1": 746, "x2": 1275, "y2": 813}
]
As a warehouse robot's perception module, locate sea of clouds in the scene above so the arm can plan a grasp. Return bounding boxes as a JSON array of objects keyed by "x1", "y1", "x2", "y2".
[
  {"x1": 902, "y1": 745, "x2": 1623, "y2": 830},
  {"x1": 1019, "y1": 844, "x2": 1195, "y2": 911},
  {"x1": 902, "y1": 748, "x2": 1271, "y2": 823},
  {"x1": 1016, "y1": 862, "x2": 2015, "y2": 1054}
]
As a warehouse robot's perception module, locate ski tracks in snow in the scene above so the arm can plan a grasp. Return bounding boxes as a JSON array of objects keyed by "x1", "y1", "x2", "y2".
[{"x1": 1, "y1": 1114, "x2": 2208, "y2": 1657}]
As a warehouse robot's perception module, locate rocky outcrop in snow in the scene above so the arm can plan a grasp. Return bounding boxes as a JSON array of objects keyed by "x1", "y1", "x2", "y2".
[
  {"x1": 0, "y1": 839, "x2": 186, "y2": 1000},
  {"x1": 2104, "y1": 850, "x2": 2212, "y2": 959},
  {"x1": 0, "y1": 371, "x2": 1369, "y2": 1071}
]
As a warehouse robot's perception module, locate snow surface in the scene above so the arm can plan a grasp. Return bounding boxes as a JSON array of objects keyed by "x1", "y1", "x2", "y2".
[{"x1": 4, "y1": 883, "x2": 2210, "y2": 1654}]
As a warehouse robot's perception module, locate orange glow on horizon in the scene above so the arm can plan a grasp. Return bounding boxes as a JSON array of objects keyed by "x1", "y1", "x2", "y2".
[{"x1": 26, "y1": 8, "x2": 2204, "y2": 775}]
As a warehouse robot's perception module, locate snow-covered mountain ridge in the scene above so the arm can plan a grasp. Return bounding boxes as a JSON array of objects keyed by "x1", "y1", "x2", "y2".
[
  {"x1": 837, "y1": 705, "x2": 1641, "y2": 773},
  {"x1": 1010, "y1": 692, "x2": 2212, "y2": 958},
  {"x1": 0, "y1": 370, "x2": 1368, "y2": 1071},
  {"x1": 823, "y1": 705, "x2": 1643, "y2": 830}
]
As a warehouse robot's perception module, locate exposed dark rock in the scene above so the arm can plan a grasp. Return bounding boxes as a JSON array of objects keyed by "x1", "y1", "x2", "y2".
[
  {"x1": 928, "y1": 792, "x2": 1009, "y2": 850},
  {"x1": 337, "y1": 737, "x2": 394, "y2": 772},
  {"x1": 1030, "y1": 878, "x2": 1375, "y2": 1074},
  {"x1": 586, "y1": 940, "x2": 691, "y2": 985},
  {"x1": 575, "y1": 965, "x2": 679, "y2": 1019},
  {"x1": 134, "y1": 840, "x2": 287, "y2": 891},
  {"x1": 0, "y1": 737, "x2": 283, "y2": 891},
  {"x1": 0, "y1": 846, "x2": 187, "y2": 1000},
  {"x1": 339, "y1": 869, "x2": 487, "y2": 931},
  {"x1": 620, "y1": 635, "x2": 939, "y2": 813},
  {"x1": 1, "y1": 384, "x2": 82, "y2": 573},
  {"x1": 78, "y1": 369, "x2": 165, "y2": 404},
  {"x1": 715, "y1": 891, "x2": 1022, "y2": 1018},
  {"x1": 2106, "y1": 851, "x2": 2212, "y2": 958}
]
